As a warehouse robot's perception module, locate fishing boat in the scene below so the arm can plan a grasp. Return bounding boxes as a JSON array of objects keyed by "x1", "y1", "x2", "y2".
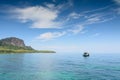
[{"x1": 83, "y1": 52, "x2": 89, "y2": 57}]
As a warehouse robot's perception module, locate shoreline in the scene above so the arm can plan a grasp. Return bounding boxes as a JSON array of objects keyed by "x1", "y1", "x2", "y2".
[{"x1": 0, "y1": 49, "x2": 56, "y2": 54}]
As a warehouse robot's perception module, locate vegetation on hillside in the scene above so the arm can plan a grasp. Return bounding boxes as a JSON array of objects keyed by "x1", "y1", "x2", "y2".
[
  {"x1": 0, "y1": 45, "x2": 56, "y2": 53},
  {"x1": 0, "y1": 37, "x2": 56, "y2": 53}
]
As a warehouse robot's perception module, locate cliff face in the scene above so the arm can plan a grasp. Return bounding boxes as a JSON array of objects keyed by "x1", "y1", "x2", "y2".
[{"x1": 0, "y1": 37, "x2": 25, "y2": 47}]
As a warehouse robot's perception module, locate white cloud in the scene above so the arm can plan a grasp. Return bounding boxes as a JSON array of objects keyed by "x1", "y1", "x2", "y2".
[
  {"x1": 67, "y1": 12, "x2": 82, "y2": 20},
  {"x1": 9, "y1": 2, "x2": 115, "y2": 40},
  {"x1": 116, "y1": 8, "x2": 120, "y2": 14},
  {"x1": 86, "y1": 17, "x2": 101, "y2": 24},
  {"x1": 113, "y1": 0, "x2": 120, "y2": 14},
  {"x1": 12, "y1": 4, "x2": 61, "y2": 28},
  {"x1": 53, "y1": 0, "x2": 56, "y2": 2},
  {"x1": 118, "y1": 8, "x2": 120, "y2": 14},
  {"x1": 82, "y1": 5, "x2": 111, "y2": 14},
  {"x1": 68, "y1": 0, "x2": 73, "y2": 6},
  {"x1": 68, "y1": 25, "x2": 84, "y2": 34},
  {"x1": 37, "y1": 32, "x2": 66, "y2": 41},
  {"x1": 84, "y1": 13, "x2": 114, "y2": 25},
  {"x1": 114, "y1": 0, "x2": 120, "y2": 4},
  {"x1": 35, "y1": 5, "x2": 115, "y2": 40},
  {"x1": 84, "y1": 13, "x2": 105, "y2": 24},
  {"x1": 36, "y1": 24, "x2": 84, "y2": 41}
]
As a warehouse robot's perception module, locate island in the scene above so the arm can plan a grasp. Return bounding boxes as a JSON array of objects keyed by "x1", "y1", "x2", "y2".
[{"x1": 0, "y1": 37, "x2": 56, "y2": 53}]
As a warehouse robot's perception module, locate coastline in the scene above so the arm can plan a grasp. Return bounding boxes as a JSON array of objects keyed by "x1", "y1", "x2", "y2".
[{"x1": 0, "y1": 49, "x2": 56, "y2": 54}]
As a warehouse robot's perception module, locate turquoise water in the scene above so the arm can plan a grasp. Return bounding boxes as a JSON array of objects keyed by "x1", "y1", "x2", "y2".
[{"x1": 0, "y1": 53, "x2": 120, "y2": 80}]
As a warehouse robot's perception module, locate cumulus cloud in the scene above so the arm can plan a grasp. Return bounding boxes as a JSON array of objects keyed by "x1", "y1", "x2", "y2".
[
  {"x1": 11, "y1": 0, "x2": 74, "y2": 29},
  {"x1": 12, "y1": 4, "x2": 61, "y2": 28},
  {"x1": 37, "y1": 32, "x2": 66, "y2": 41}
]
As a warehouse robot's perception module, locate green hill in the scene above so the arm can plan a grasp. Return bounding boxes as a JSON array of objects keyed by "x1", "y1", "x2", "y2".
[{"x1": 0, "y1": 37, "x2": 55, "y2": 53}]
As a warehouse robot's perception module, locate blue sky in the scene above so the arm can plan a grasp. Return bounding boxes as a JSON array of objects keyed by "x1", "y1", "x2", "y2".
[{"x1": 0, "y1": 0, "x2": 120, "y2": 53}]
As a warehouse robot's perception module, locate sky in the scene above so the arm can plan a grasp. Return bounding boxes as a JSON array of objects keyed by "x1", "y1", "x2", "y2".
[{"x1": 0, "y1": 0, "x2": 120, "y2": 53}]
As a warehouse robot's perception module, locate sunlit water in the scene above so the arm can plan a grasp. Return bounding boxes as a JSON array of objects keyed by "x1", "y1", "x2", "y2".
[{"x1": 0, "y1": 53, "x2": 120, "y2": 80}]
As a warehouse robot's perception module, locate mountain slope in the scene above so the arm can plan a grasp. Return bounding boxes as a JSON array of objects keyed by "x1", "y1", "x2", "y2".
[{"x1": 0, "y1": 37, "x2": 55, "y2": 53}]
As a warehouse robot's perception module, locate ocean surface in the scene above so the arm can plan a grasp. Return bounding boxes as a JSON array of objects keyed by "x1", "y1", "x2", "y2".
[{"x1": 0, "y1": 53, "x2": 120, "y2": 80}]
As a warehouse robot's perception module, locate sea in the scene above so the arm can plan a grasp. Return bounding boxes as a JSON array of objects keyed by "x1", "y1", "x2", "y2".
[{"x1": 0, "y1": 53, "x2": 120, "y2": 80}]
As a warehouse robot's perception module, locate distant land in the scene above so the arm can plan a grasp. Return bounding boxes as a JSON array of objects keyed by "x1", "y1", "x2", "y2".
[{"x1": 0, "y1": 37, "x2": 55, "y2": 53}]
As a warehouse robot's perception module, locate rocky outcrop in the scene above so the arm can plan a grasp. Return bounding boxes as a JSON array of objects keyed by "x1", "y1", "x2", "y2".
[{"x1": 0, "y1": 37, "x2": 25, "y2": 47}]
